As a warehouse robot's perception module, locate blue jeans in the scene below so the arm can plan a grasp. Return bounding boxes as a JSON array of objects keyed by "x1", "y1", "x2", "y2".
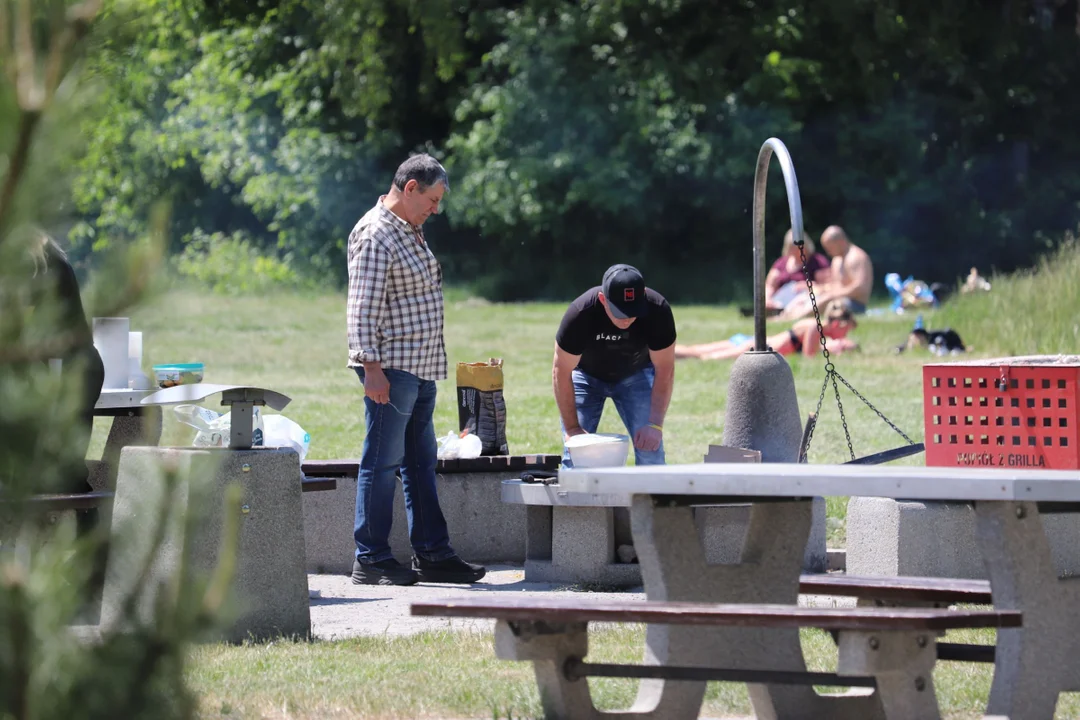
[
  {"x1": 562, "y1": 366, "x2": 665, "y2": 467},
  {"x1": 353, "y1": 368, "x2": 454, "y2": 564}
]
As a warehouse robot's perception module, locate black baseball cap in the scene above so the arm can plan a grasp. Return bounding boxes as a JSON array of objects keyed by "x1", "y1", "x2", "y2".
[{"x1": 602, "y1": 264, "x2": 648, "y2": 319}]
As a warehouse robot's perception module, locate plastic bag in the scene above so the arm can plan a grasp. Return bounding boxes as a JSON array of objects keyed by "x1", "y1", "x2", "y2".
[
  {"x1": 885, "y1": 272, "x2": 938, "y2": 313},
  {"x1": 264, "y1": 414, "x2": 311, "y2": 462},
  {"x1": 174, "y1": 405, "x2": 311, "y2": 461},
  {"x1": 436, "y1": 430, "x2": 482, "y2": 460},
  {"x1": 173, "y1": 404, "x2": 262, "y2": 448}
]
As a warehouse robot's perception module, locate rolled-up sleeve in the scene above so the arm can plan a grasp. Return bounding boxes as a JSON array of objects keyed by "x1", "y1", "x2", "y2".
[{"x1": 347, "y1": 229, "x2": 392, "y2": 365}]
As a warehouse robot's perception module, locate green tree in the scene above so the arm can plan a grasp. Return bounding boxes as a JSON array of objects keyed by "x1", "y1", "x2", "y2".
[
  {"x1": 1, "y1": 3, "x2": 237, "y2": 717},
  {"x1": 64, "y1": 0, "x2": 1080, "y2": 301},
  {"x1": 445, "y1": 0, "x2": 806, "y2": 299},
  {"x1": 447, "y1": 0, "x2": 1080, "y2": 299},
  {"x1": 71, "y1": 0, "x2": 492, "y2": 277}
]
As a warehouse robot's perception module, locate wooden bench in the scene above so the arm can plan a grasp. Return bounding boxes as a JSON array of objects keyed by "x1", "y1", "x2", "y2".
[
  {"x1": 301, "y1": 455, "x2": 561, "y2": 479},
  {"x1": 799, "y1": 573, "x2": 992, "y2": 607},
  {"x1": 412, "y1": 596, "x2": 1020, "y2": 720},
  {"x1": 300, "y1": 455, "x2": 563, "y2": 573},
  {"x1": 799, "y1": 573, "x2": 996, "y2": 663},
  {"x1": 299, "y1": 477, "x2": 337, "y2": 492},
  {"x1": 0, "y1": 475, "x2": 335, "y2": 519}
]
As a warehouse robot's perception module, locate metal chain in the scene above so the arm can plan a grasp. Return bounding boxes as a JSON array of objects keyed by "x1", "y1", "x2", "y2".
[
  {"x1": 834, "y1": 371, "x2": 917, "y2": 445},
  {"x1": 793, "y1": 241, "x2": 914, "y2": 462},
  {"x1": 796, "y1": 242, "x2": 856, "y2": 461}
]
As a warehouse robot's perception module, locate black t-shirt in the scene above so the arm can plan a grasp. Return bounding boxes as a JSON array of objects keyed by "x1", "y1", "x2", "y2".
[
  {"x1": 25, "y1": 243, "x2": 94, "y2": 359},
  {"x1": 555, "y1": 287, "x2": 676, "y2": 383}
]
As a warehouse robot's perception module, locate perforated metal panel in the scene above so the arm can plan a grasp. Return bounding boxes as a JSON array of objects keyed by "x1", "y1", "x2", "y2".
[{"x1": 923, "y1": 357, "x2": 1080, "y2": 469}]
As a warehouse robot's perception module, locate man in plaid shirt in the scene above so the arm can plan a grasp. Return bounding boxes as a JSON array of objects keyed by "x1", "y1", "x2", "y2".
[{"x1": 347, "y1": 154, "x2": 485, "y2": 586}]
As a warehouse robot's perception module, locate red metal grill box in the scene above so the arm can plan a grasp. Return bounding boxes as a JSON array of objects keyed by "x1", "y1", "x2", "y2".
[{"x1": 923, "y1": 355, "x2": 1080, "y2": 470}]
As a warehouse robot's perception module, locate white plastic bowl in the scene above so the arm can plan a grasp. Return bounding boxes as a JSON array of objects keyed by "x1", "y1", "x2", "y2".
[{"x1": 565, "y1": 433, "x2": 630, "y2": 468}]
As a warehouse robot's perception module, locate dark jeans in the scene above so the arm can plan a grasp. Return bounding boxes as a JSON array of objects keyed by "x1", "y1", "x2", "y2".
[
  {"x1": 561, "y1": 365, "x2": 665, "y2": 468},
  {"x1": 74, "y1": 346, "x2": 105, "y2": 492},
  {"x1": 47, "y1": 345, "x2": 104, "y2": 495},
  {"x1": 352, "y1": 367, "x2": 454, "y2": 564}
]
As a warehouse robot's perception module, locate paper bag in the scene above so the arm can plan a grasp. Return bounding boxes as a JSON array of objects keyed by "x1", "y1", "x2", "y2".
[{"x1": 457, "y1": 358, "x2": 509, "y2": 456}]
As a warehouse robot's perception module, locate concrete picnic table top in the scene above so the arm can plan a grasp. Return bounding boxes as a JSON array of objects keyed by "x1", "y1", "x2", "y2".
[
  {"x1": 94, "y1": 388, "x2": 155, "y2": 410},
  {"x1": 140, "y1": 383, "x2": 291, "y2": 411},
  {"x1": 557, "y1": 461, "x2": 1080, "y2": 503}
]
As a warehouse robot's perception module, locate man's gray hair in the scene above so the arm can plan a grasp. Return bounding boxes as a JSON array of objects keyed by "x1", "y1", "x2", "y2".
[{"x1": 393, "y1": 154, "x2": 449, "y2": 192}]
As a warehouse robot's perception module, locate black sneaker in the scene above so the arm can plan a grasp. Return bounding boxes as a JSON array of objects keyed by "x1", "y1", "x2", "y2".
[
  {"x1": 351, "y1": 558, "x2": 418, "y2": 586},
  {"x1": 412, "y1": 555, "x2": 487, "y2": 584}
]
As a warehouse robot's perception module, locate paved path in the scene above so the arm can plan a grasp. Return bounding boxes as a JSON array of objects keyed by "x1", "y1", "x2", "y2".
[
  {"x1": 308, "y1": 564, "x2": 853, "y2": 640},
  {"x1": 308, "y1": 564, "x2": 644, "y2": 639}
]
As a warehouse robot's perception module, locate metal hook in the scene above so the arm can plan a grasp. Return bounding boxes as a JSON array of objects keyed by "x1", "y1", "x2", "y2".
[{"x1": 752, "y1": 138, "x2": 804, "y2": 351}]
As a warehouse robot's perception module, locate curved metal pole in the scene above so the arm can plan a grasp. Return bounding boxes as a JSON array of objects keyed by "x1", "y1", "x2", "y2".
[{"x1": 752, "y1": 138, "x2": 804, "y2": 351}]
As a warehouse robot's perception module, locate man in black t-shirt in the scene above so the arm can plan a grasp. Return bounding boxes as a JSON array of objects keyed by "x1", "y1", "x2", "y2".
[{"x1": 553, "y1": 264, "x2": 676, "y2": 466}]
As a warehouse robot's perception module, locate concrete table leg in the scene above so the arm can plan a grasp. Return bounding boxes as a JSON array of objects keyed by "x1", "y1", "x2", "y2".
[
  {"x1": 97, "y1": 407, "x2": 163, "y2": 489},
  {"x1": 837, "y1": 630, "x2": 942, "y2": 720},
  {"x1": 102, "y1": 446, "x2": 310, "y2": 643},
  {"x1": 975, "y1": 501, "x2": 1080, "y2": 720},
  {"x1": 494, "y1": 620, "x2": 601, "y2": 720},
  {"x1": 627, "y1": 495, "x2": 885, "y2": 720}
]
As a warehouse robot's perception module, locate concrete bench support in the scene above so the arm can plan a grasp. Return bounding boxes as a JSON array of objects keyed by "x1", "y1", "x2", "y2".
[
  {"x1": 507, "y1": 482, "x2": 827, "y2": 587},
  {"x1": 101, "y1": 446, "x2": 310, "y2": 642},
  {"x1": 847, "y1": 497, "x2": 1080, "y2": 579}
]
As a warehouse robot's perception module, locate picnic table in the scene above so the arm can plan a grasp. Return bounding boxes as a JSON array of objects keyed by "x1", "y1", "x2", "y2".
[
  {"x1": 552, "y1": 462, "x2": 1080, "y2": 720},
  {"x1": 419, "y1": 462, "x2": 1080, "y2": 719},
  {"x1": 91, "y1": 388, "x2": 163, "y2": 488}
]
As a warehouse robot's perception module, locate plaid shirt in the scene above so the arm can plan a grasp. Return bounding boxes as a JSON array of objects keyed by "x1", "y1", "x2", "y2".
[{"x1": 346, "y1": 198, "x2": 448, "y2": 380}]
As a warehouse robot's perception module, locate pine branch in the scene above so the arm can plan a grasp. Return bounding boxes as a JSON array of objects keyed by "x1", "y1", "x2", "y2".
[
  {"x1": 0, "y1": 0, "x2": 103, "y2": 241},
  {"x1": 0, "y1": 109, "x2": 40, "y2": 242}
]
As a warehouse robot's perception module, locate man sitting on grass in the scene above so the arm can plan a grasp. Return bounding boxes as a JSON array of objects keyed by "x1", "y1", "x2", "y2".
[{"x1": 782, "y1": 225, "x2": 874, "y2": 320}]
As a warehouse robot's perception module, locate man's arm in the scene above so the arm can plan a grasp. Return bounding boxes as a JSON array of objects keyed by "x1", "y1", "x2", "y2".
[
  {"x1": 764, "y1": 267, "x2": 781, "y2": 303},
  {"x1": 552, "y1": 343, "x2": 584, "y2": 439},
  {"x1": 632, "y1": 343, "x2": 675, "y2": 452},
  {"x1": 348, "y1": 231, "x2": 392, "y2": 403},
  {"x1": 847, "y1": 251, "x2": 874, "y2": 302},
  {"x1": 801, "y1": 325, "x2": 820, "y2": 358},
  {"x1": 647, "y1": 344, "x2": 675, "y2": 427},
  {"x1": 819, "y1": 251, "x2": 872, "y2": 303}
]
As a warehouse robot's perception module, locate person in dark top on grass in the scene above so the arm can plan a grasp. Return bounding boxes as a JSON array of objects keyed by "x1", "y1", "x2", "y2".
[
  {"x1": 675, "y1": 300, "x2": 857, "y2": 361},
  {"x1": 765, "y1": 229, "x2": 832, "y2": 312},
  {"x1": 23, "y1": 231, "x2": 105, "y2": 495},
  {"x1": 552, "y1": 264, "x2": 676, "y2": 467}
]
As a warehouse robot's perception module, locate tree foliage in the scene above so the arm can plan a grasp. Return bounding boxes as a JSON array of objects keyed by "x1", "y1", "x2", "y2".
[
  {"x1": 2, "y1": 3, "x2": 238, "y2": 719},
  {"x1": 69, "y1": 0, "x2": 1080, "y2": 300}
]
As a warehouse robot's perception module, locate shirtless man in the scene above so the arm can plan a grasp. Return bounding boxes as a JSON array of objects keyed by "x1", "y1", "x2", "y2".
[{"x1": 781, "y1": 225, "x2": 873, "y2": 320}]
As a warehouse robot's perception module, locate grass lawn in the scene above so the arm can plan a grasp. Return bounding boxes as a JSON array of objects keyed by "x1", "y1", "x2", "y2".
[
  {"x1": 188, "y1": 623, "x2": 1080, "y2": 719},
  {"x1": 91, "y1": 243, "x2": 1080, "y2": 718}
]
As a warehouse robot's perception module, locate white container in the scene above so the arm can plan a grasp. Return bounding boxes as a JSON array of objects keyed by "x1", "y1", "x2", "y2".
[
  {"x1": 127, "y1": 331, "x2": 150, "y2": 390},
  {"x1": 565, "y1": 433, "x2": 630, "y2": 468},
  {"x1": 92, "y1": 317, "x2": 130, "y2": 389}
]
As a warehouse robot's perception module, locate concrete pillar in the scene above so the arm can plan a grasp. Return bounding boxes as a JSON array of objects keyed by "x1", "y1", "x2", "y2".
[{"x1": 101, "y1": 446, "x2": 310, "y2": 642}]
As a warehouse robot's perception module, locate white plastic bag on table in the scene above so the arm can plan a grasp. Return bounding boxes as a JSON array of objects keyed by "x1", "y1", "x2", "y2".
[
  {"x1": 437, "y1": 430, "x2": 482, "y2": 460},
  {"x1": 174, "y1": 405, "x2": 309, "y2": 460},
  {"x1": 263, "y1": 414, "x2": 311, "y2": 462},
  {"x1": 173, "y1": 404, "x2": 265, "y2": 448}
]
